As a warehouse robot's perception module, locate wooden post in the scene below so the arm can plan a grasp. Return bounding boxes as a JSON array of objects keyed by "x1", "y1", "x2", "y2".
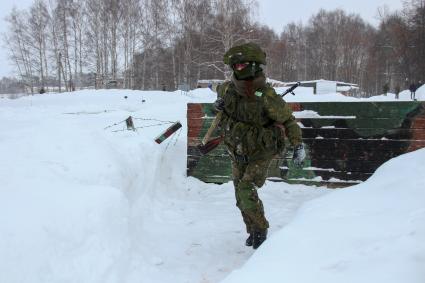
[{"x1": 126, "y1": 116, "x2": 135, "y2": 131}]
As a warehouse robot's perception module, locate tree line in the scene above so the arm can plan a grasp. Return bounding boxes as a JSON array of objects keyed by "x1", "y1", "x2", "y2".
[{"x1": 2, "y1": 0, "x2": 424, "y2": 96}]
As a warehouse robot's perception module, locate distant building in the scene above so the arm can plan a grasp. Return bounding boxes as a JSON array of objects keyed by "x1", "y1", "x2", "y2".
[
  {"x1": 105, "y1": 79, "x2": 124, "y2": 89},
  {"x1": 284, "y1": 79, "x2": 359, "y2": 96},
  {"x1": 196, "y1": 78, "x2": 359, "y2": 96},
  {"x1": 266, "y1": 78, "x2": 286, "y2": 88},
  {"x1": 197, "y1": 79, "x2": 224, "y2": 92}
]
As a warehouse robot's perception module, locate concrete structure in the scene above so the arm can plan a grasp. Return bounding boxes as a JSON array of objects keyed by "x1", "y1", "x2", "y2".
[{"x1": 285, "y1": 79, "x2": 359, "y2": 96}]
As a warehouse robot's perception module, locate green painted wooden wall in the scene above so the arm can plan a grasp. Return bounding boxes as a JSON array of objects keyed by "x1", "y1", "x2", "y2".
[{"x1": 187, "y1": 102, "x2": 425, "y2": 187}]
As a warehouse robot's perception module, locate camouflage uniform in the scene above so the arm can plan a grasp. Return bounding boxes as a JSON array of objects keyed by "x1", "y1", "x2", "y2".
[{"x1": 216, "y1": 43, "x2": 302, "y2": 247}]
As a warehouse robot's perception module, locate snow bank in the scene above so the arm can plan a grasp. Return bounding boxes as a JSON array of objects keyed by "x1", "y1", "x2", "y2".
[
  {"x1": 222, "y1": 148, "x2": 425, "y2": 283},
  {"x1": 0, "y1": 182, "x2": 129, "y2": 283},
  {"x1": 416, "y1": 84, "x2": 425, "y2": 100},
  {"x1": 0, "y1": 89, "x2": 329, "y2": 283}
]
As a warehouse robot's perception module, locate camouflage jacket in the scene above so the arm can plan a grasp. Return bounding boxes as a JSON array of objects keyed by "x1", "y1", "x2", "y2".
[{"x1": 217, "y1": 76, "x2": 302, "y2": 160}]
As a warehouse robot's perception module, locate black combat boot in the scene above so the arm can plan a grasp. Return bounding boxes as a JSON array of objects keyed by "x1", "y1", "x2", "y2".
[
  {"x1": 245, "y1": 233, "x2": 253, "y2": 246},
  {"x1": 252, "y1": 230, "x2": 267, "y2": 249}
]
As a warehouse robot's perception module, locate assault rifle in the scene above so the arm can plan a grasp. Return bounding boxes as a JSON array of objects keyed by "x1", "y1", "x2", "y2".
[{"x1": 281, "y1": 82, "x2": 301, "y2": 97}]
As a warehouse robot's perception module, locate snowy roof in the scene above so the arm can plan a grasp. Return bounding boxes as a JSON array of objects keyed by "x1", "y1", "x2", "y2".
[
  {"x1": 266, "y1": 78, "x2": 286, "y2": 84},
  {"x1": 197, "y1": 79, "x2": 225, "y2": 84},
  {"x1": 285, "y1": 79, "x2": 358, "y2": 87}
]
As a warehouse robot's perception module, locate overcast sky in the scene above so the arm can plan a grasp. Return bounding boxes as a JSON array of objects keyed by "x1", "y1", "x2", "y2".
[
  {"x1": 257, "y1": 0, "x2": 403, "y2": 32},
  {"x1": 0, "y1": 0, "x2": 404, "y2": 78}
]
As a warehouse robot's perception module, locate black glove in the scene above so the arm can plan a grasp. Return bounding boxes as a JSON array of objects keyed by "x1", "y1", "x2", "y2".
[
  {"x1": 293, "y1": 144, "x2": 306, "y2": 168},
  {"x1": 214, "y1": 98, "x2": 225, "y2": 112}
]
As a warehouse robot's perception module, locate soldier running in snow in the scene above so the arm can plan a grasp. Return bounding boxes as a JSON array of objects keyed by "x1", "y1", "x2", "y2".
[{"x1": 214, "y1": 43, "x2": 305, "y2": 249}]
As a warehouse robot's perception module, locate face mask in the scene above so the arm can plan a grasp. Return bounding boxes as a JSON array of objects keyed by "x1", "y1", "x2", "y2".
[{"x1": 232, "y1": 62, "x2": 262, "y2": 80}]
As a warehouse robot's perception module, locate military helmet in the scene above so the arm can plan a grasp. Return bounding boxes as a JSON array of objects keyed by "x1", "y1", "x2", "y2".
[{"x1": 223, "y1": 42, "x2": 266, "y2": 66}]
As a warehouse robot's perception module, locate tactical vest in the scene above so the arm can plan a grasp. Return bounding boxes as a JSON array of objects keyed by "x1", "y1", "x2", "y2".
[{"x1": 218, "y1": 82, "x2": 285, "y2": 160}]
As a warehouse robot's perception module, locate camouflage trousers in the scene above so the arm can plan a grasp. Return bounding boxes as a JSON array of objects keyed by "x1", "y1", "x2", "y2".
[{"x1": 232, "y1": 158, "x2": 272, "y2": 233}]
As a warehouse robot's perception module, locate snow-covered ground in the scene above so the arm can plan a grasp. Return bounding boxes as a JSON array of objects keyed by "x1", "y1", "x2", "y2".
[
  {"x1": 222, "y1": 148, "x2": 425, "y2": 283},
  {"x1": 0, "y1": 87, "x2": 424, "y2": 283}
]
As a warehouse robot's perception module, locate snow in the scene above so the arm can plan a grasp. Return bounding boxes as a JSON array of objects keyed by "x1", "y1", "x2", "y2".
[
  {"x1": 0, "y1": 87, "x2": 424, "y2": 283},
  {"x1": 0, "y1": 89, "x2": 328, "y2": 283},
  {"x1": 222, "y1": 148, "x2": 425, "y2": 283},
  {"x1": 294, "y1": 110, "x2": 356, "y2": 119}
]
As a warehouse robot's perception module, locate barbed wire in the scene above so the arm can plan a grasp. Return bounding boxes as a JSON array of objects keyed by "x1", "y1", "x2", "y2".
[
  {"x1": 111, "y1": 127, "x2": 132, "y2": 133},
  {"x1": 110, "y1": 122, "x2": 174, "y2": 133},
  {"x1": 174, "y1": 127, "x2": 183, "y2": 146},
  {"x1": 105, "y1": 116, "x2": 175, "y2": 132},
  {"x1": 133, "y1": 117, "x2": 175, "y2": 124},
  {"x1": 164, "y1": 126, "x2": 183, "y2": 152},
  {"x1": 105, "y1": 116, "x2": 181, "y2": 151},
  {"x1": 104, "y1": 119, "x2": 127, "y2": 130},
  {"x1": 135, "y1": 122, "x2": 174, "y2": 129}
]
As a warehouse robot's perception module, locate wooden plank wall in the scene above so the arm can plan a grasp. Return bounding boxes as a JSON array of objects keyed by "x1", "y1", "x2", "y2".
[{"x1": 187, "y1": 102, "x2": 425, "y2": 187}]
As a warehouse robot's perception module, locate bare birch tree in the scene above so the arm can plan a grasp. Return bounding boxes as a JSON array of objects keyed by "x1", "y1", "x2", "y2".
[{"x1": 29, "y1": 0, "x2": 50, "y2": 91}]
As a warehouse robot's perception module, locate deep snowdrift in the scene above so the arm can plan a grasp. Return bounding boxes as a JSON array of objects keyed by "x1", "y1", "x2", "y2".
[
  {"x1": 0, "y1": 88, "x2": 423, "y2": 283},
  {"x1": 0, "y1": 89, "x2": 328, "y2": 283},
  {"x1": 222, "y1": 148, "x2": 425, "y2": 283}
]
